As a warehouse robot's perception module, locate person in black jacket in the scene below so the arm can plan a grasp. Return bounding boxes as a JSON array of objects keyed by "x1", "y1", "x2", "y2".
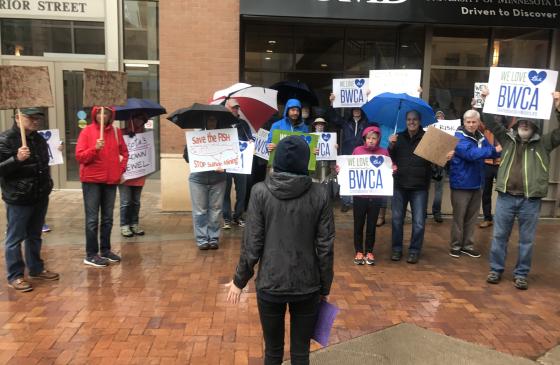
[
  {"x1": 0, "y1": 108, "x2": 59, "y2": 292},
  {"x1": 227, "y1": 136, "x2": 335, "y2": 365}
]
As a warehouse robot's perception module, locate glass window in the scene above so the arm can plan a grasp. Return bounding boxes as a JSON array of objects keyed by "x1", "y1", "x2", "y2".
[
  {"x1": 123, "y1": 0, "x2": 159, "y2": 60},
  {"x1": 432, "y1": 27, "x2": 489, "y2": 67},
  {"x1": 398, "y1": 25, "x2": 425, "y2": 70},
  {"x1": 74, "y1": 22, "x2": 105, "y2": 54},
  {"x1": 244, "y1": 23, "x2": 294, "y2": 71},
  {"x1": 492, "y1": 28, "x2": 551, "y2": 69},
  {"x1": 345, "y1": 26, "x2": 397, "y2": 74},
  {"x1": 294, "y1": 25, "x2": 344, "y2": 71}
]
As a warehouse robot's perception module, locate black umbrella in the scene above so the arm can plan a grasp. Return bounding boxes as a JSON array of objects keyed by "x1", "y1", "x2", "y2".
[
  {"x1": 167, "y1": 103, "x2": 237, "y2": 129},
  {"x1": 270, "y1": 80, "x2": 319, "y2": 106},
  {"x1": 114, "y1": 98, "x2": 166, "y2": 121}
]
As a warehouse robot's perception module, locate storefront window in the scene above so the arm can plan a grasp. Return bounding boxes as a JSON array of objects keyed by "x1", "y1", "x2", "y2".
[
  {"x1": 294, "y1": 26, "x2": 344, "y2": 71},
  {"x1": 492, "y1": 28, "x2": 551, "y2": 69},
  {"x1": 432, "y1": 27, "x2": 489, "y2": 67},
  {"x1": 346, "y1": 27, "x2": 396, "y2": 74},
  {"x1": 123, "y1": 0, "x2": 159, "y2": 60},
  {"x1": 244, "y1": 23, "x2": 294, "y2": 71},
  {"x1": 398, "y1": 25, "x2": 425, "y2": 70}
]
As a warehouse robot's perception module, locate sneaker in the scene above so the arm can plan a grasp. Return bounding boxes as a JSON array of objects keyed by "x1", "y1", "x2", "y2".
[
  {"x1": 449, "y1": 249, "x2": 462, "y2": 258},
  {"x1": 83, "y1": 255, "x2": 109, "y2": 267},
  {"x1": 391, "y1": 251, "x2": 402, "y2": 261},
  {"x1": 29, "y1": 270, "x2": 59, "y2": 281},
  {"x1": 130, "y1": 224, "x2": 145, "y2": 236},
  {"x1": 341, "y1": 205, "x2": 350, "y2": 213},
  {"x1": 209, "y1": 242, "x2": 219, "y2": 250},
  {"x1": 433, "y1": 214, "x2": 443, "y2": 223},
  {"x1": 222, "y1": 220, "x2": 232, "y2": 229},
  {"x1": 460, "y1": 248, "x2": 481, "y2": 258},
  {"x1": 121, "y1": 225, "x2": 133, "y2": 237},
  {"x1": 235, "y1": 218, "x2": 246, "y2": 228},
  {"x1": 198, "y1": 243, "x2": 210, "y2": 250},
  {"x1": 407, "y1": 252, "x2": 419, "y2": 264},
  {"x1": 365, "y1": 252, "x2": 375, "y2": 265},
  {"x1": 353, "y1": 252, "x2": 365, "y2": 265},
  {"x1": 513, "y1": 276, "x2": 528, "y2": 290},
  {"x1": 479, "y1": 220, "x2": 493, "y2": 228},
  {"x1": 8, "y1": 277, "x2": 33, "y2": 292},
  {"x1": 486, "y1": 271, "x2": 501, "y2": 284},
  {"x1": 100, "y1": 251, "x2": 121, "y2": 263},
  {"x1": 42, "y1": 224, "x2": 51, "y2": 232}
]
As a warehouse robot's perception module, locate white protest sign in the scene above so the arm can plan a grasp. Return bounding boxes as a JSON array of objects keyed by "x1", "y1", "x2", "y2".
[
  {"x1": 425, "y1": 119, "x2": 461, "y2": 136},
  {"x1": 336, "y1": 155, "x2": 394, "y2": 196},
  {"x1": 314, "y1": 132, "x2": 337, "y2": 161},
  {"x1": 332, "y1": 78, "x2": 369, "y2": 108},
  {"x1": 483, "y1": 67, "x2": 558, "y2": 120},
  {"x1": 123, "y1": 131, "x2": 156, "y2": 180},
  {"x1": 185, "y1": 128, "x2": 240, "y2": 173},
  {"x1": 368, "y1": 69, "x2": 421, "y2": 100},
  {"x1": 226, "y1": 141, "x2": 255, "y2": 175},
  {"x1": 473, "y1": 82, "x2": 488, "y2": 108},
  {"x1": 38, "y1": 129, "x2": 63, "y2": 166},
  {"x1": 253, "y1": 128, "x2": 270, "y2": 161}
]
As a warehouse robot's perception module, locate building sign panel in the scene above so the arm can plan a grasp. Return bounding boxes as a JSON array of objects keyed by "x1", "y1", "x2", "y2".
[{"x1": 0, "y1": 0, "x2": 105, "y2": 21}]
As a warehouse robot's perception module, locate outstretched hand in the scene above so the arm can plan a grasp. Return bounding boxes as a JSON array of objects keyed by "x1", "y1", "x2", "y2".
[
  {"x1": 226, "y1": 280, "x2": 242, "y2": 304},
  {"x1": 553, "y1": 91, "x2": 560, "y2": 111}
]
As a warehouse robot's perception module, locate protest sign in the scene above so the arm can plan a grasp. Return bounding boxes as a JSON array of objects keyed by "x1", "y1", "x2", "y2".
[
  {"x1": 332, "y1": 78, "x2": 369, "y2": 108},
  {"x1": 314, "y1": 132, "x2": 337, "y2": 161},
  {"x1": 269, "y1": 130, "x2": 318, "y2": 171},
  {"x1": 253, "y1": 128, "x2": 270, "y2": 161},
  {"x1": 414, "y1": 126, "x2": 458, "y2": 167},
  {"x1": 312, "y1": 300, "x2": 340, "y2": 347},
  {"x1": 185, "y1": 128, "x2": 240, "y2": 173},
  {"x1": 0, "y1": 65, "x2": 54, "y2": 109},
  {"x1": 38, "y1": 129, "x2": 63, "y2": 166},
  {"x1": 336, "y1": 155, "x2": 394, "y2": 196},
  {"x1": 368, "y1": 69, "x2": 421, "y2": 100},
  {"x1": 226, "y1": 141, "x2": 255, "y2": 175},
  {"x1": 123, "y1": 131, "x2": 156, "y2": 180},
  {"x1": 83, "y1": 69, "x2": 127, "y2": 107},
  {"x1": 473, "y1": 82, "x2": 488, "y2": 108},
  {"x1": 425, "y1": 119, "x2": 461, "y2": 136},
  {"x1": 483, "y1": 67, "x2": 558, "y2": 120}
]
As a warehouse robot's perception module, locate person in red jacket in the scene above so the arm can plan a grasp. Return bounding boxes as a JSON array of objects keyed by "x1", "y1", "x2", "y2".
[{"x1": 76, "y1": 106, "x2": 128, "y2": 267}]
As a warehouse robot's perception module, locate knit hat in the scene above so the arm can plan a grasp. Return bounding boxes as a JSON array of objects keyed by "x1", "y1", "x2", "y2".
[{"x1": 273, "y1": 135, "x2": 310, "y2": 175}]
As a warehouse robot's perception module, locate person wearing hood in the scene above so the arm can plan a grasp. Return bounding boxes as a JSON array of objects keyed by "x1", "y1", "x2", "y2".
[
  {"x1": 448, "y1": 109, "x2": 501, "y2": 260},
  {"x1": 482, "y1": 90, "x2": 560, "y2": 290},
  {"x1": 76, "y1": 106, "x2": 129, "y2": 267},
  {"x1": 266, "y1": 98, "x2": 309, "y2": 151},
  {"x1": 351, "y1": 125, "x2": 388, "y2": 266},
  {"x1": 226, "y1": 136, "x2": 334, "y2": 365}
]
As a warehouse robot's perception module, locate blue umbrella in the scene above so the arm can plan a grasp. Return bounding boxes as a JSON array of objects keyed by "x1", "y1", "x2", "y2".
[
  {"x1": 114, "y1": 98, "x2": 166, "y2": 121},
  {"x1": 361, "y1": 92, "x2": 436, "y2": 134}
]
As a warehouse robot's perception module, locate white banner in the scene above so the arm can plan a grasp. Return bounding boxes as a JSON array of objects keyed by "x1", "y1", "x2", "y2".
[
  {"x1": 38, "y1": 129, "x2": 63, "y2": 166},
  {"x1": 123, "y1": 131, "x2": 156, "y2": 180},
  {"x1": 226, "y1": 141, "x2": 255, "y2": 175},
  {"x1": 336, "y1": 155, "x2": 394, "y2": 196},
  {"x1": 473, "y1": 82, "x2": 488, "y2": 109},
  {"x1": 253, "y1": 128, "x2": 270, "y2": 161},
  {"x1": 483, "y1": 67, "x2": 559, "y2": 120},
  {"x1": 368, "y1": 69, "x2": 421, "y2": 100},
  {"x1": 314, "y1": 132, "x2": 337, "y2": 161},
  {"x1": 0, "y1": 0, "x2": 105, "y2": 21},
  {"x1": 425, "y1": 119, "x2": 461, "y2": 136},
  {"x1": 332, "y1": 78, "x2": 369, "y2": 108},
  {"x1": 185, "y1": 128, "x2": 240, "y2": 172}
]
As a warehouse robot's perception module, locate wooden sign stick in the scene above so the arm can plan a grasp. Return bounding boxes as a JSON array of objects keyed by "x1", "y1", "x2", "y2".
[
  {"x1": 99, "y1": 106, "x2": 105, "y2": 140},
  {"x1": 17, "y1": 108, "x2": 27, "y2": 147}
]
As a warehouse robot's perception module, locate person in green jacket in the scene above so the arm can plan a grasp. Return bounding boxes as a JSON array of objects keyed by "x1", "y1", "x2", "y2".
[{"x1": 481, "y1": 90, "x2": 560, "y2": 290}]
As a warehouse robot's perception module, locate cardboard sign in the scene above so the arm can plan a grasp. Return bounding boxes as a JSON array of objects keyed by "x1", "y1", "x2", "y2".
[
  {"x1": 0, "y1": 66, "x2": 54, "y2": 109},
  {"x1": 426, "y1": 119, "x2": 461, "y2": 136},
  {"x1": 337, "y1": 155, "x2": 394, "y2": 196},
  {"x1": 414, "y1": 126, "x2": 458, "y2": 167},
  {"x1": 314, "y1": 132, "x2": 337, "y2": 161},
  {"x1": 38, "y1": 129, "x2": 63, "y2": 166},
  {"x1": 253, "y1": 128, "x2": 270, "y2": 161},
  {"x1": 332, "y1": 78, "x2": 369, "y2": 108},
  {"x1": 123, "y1": 131, "x2": 156, "y2": 180},
  {"x1": 473, "y1": 82, "x2": 488, "y2": 109},
  {"x1": 368, "y1": 69, "x2": 421, "y2": 100},
  {"x1": 269, "y1": 130, "x2": 318, "y2": 171},
  {"x1": 483, "y1": 67, "x2": 558, "y2": 120},
  {"x1": 185, "y1": 128, "x2": 240, "y2": 173},
  {"x1": 226, "y1": 141, "x2": 255, "y2": 175},
  {"x1": 83, "y1": 69, "x2": 127, "y2": 107}
]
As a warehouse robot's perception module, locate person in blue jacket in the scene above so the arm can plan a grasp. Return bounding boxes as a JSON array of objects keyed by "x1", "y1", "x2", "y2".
[
  {"x1": 267, "y1": 98, "x2": 309, "y2": 152},
  {"x1": 448, "y1": 109, "x2": 501, "y2": 259}
]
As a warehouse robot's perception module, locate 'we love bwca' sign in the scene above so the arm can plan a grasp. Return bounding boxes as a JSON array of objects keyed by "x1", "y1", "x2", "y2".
[
  {"x1": 83, "y1": 69, "x2": 128, "y2": 107},
  {"x1": 0, "y1": 65, "x2": 54, "y2": 109}
]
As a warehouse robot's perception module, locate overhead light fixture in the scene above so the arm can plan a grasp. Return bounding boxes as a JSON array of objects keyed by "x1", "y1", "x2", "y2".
[
  {"x1": 400, "y1": 44, "x2": 409, "y2": 48},
  {"x1": 268, "y1": 40, "x2": 276, "y2": 45},
  {"x1": 320, "y1": 64, "x2": 328, "y2": 68},
  {"x1": 125, "y1": 63, "x2": 149, "y2": 68},
  {"x1": 265, "y1": 57, "x2": 272, "y2": 60},
  {"x1": 266, "y1": 50, "x2": 273, "y2": 53}
]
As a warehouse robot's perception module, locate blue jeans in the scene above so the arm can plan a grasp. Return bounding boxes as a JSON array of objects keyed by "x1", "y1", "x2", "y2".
[
  {"x1": 223, "y1": 173, "x2": 247, "y2": 221},
  {"x1": 432, "y1": 178, "x2": 444, "y2": 215},
  {"x1": 341, "y1": 195, "x2": 352, "y2": 207},
  {"x1": 189, "y1": 178, "x2": 226, "y2": 247},
  {"x1": 392, "y1": 188, "x2": 428, "y2": 254},
  {"x1": 4, "y1": 198, "x2": 49, "y2": 282},
  {"x1": 489, "y1": 193, "x2": 541, "y2": 278},
  {"x1": 82, "y1": 183, "x2": 117, "y2": 257},
  {"x1": 119, "y1": 185, "x2": 143, "y2": 226}
]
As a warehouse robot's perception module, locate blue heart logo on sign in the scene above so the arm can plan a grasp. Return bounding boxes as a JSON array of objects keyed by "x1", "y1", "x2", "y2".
[
  {"x1": 300, "y1": 135, "x2": 312, "y2": 144},
  {"x1": 370, "y1": 155, "x2": 384, "y2": 168},
  {"x1": 355, "y1": 79, "x2": 365, "y2": 88},
  {"x1": 39, "y1": 131, "x2": 52, "y2": 141},
  {"x1": 528, "y1": 70, "x2": 547, "y2": 86},
  {"x1": 321, "y1": 133, "x2": 331, "y2": 142},
  {"x1": 239, "y1": 142, "x2": 248, "y2": 152}
]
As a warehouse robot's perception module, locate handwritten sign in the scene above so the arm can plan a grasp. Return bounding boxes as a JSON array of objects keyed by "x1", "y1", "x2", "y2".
[
  {"x1": 253, "y1": 128, "x2": 270, "y2": 161},
  {"x1": 0, "y1": 66, "x2": 54, "y2": 109},
  {"x1": 185, "y1": 128, "x2": 240, "y2": 173},
  {"x1": 473, "y1": 82, "x2": 488, "y2": 108},
  {"x1": 368, "y1": 69, "x2": 421, "y2": 100},
  {"x1": 314, "y1": 132, "x2": 337, "y2": 161},
  {"x1": 83, "y1": 69, "x2": 127, "y2": 107},
  {"x1": 123, "y1": 131, "x2": 156, "y2": 180},
  {"x1": 332, "y1": 78, "x2": 369, "y2": 108},
  {"x1": 38, "y1": 129, "x2": 63, "y2": 166},
  {"x1": 425, "y1": 119, "x2": 461, "y2": 136},
  {"x1": 483, "y1": 67, "x2": 558, "y2": 120},
  {"x1": 269, "y1": 130, "x2": 318, "y2": 171},
  {"x1": 414, "y1": 126, "x2": 458, "y2": 168},
  {"x1": 336, "y1": 155, "x2": 394, "y2": 196},
  {"x1": 226, "y1": 141, "x2": 255, "y2": 175}
]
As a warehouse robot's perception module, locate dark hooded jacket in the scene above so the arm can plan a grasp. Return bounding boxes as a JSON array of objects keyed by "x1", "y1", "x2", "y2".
[
  {"x1": 389, "y1": 128, "x2": 432, "y2": 190},
  {"x1": 233, "y1": 172, "x2": 335, "y2": 297},
  {"x1": 267, "y1": 99, "x2": 309, "y2": 144},
  {"x1": 326, "y1": 107, "x2": 368, "y2": 155}
]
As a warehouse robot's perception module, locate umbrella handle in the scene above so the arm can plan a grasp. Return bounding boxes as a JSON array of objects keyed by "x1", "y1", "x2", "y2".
[{"x1": 394, "y1": 102, "x2": 401, "y2": 134}]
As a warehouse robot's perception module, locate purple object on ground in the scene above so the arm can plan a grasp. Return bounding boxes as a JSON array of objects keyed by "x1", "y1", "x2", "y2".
[{"x1": 312, "y1": 300, "x2": 340, "y2": 347}]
